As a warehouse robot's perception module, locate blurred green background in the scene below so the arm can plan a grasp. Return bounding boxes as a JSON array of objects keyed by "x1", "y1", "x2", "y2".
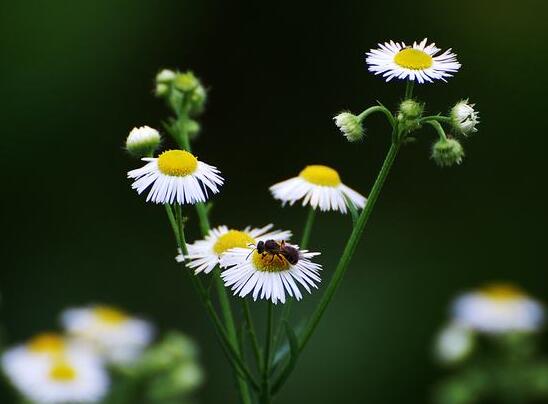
[{"x1": 2, "y1": 0, "x2": 548, "y2": 402}]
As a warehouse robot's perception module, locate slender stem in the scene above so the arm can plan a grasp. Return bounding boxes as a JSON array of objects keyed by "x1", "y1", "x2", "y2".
[
  {"x1": 405, "y1": 80, "x2": 414, "y2": 99},
  {"x1": 300, "y1": 207, "x2": 316, "y2": 250},
  {"x1": 272, "y1": 139, "x2": 401, "y2": 394},
  {"x1": 358, "y1": 105, "x2": 395, "y2": 127},
  {"x1": 261, "y1": 302, "x2": 274, "y2": 403},
  {"x1": 426, "y1": 120, "x2": 448, "y2": 141},
  {"x1": 164, "y1": 205, "x2": 259, "y2": 393},
  {"x1": 272, "y1": 207, "x2": 317, "y2": 351},
  {"x1": 420, "y1": 115, "x2": 451, "y2": 124},
  {"x1": 172, "y1": 107, "x2": 252, "y2": 403},
  {"x1": 242, "y1": 300, "x2": 263, "y2": 371}
]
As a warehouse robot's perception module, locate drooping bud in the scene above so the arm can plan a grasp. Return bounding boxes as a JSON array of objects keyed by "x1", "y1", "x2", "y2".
[
  {"x1": 126, "y1": 126, "x2": 161, "y2": 158},
  {"x1": 333, "y1": 112, "x2": 364, "y2": 142},
  {"x1": 450, "y1": 99, "x2": 479, "y2": 136},
  {"x1": 431, "y1": 138, "x2": 465, "y2": 167}
]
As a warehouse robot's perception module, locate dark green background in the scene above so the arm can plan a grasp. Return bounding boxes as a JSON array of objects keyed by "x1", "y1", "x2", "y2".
[{"x1": 2, "y1": 0, "x2": 548, "y2": 403}]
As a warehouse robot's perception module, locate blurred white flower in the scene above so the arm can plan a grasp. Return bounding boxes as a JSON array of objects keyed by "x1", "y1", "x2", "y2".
[
  {"x1": 435, "y1": 323, "x2": 474, "y2": 364},
  {"x1": 61, "y1": 305, "x2": 154, "y2": 365},
  {"x1": 2, "y1": 333, "x2": 109, "y2": 403},
  {"x1": 269, "y1": 165, "x2": 366, "y2": 213},
  {"x1": 452, "y1": 283, "x2": 544, "y2": 334},
  {"x1": 178, "y1": 224, "x2": 292, "y2": 275}
]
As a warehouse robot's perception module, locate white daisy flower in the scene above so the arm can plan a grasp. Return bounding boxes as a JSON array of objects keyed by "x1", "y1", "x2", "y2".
[
  {"x1": 452, "y1": 284, "x2": 544, "y2": 334},
  {"x1": 128, "y1": 149, "x2": 224, "y2": 205},
  {"x1": 219, "y1": 242, "x2": 322, "y2": 304},
  {"x1": 451, "y1": 99, "x2": 479, "y2": 135},
  {"x1": 366, "y1": 38, "x2": 461, "y2": 83},
  {"x1": 2, "y1": 333, "x2": 109, "y2": 404},
  {"x1": 61, "y1": 305, "x2": 154, "y2": 365},
  {"x1": 435, "y1": 323, "x2": 474, "y2": 364},
  {"x1": 176, "y1": 224, "x2": 292, "y2": 275},
  {"x1": 269, "y1": 165, "x2": 366, "y2": 213}
]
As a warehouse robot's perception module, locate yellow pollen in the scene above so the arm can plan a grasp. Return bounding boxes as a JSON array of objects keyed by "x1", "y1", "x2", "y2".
[
  {"x1": 480, "y1": 283, "x2": 525, "y2": 301},
  {"x1": 252, "y1": 250, "x2": 289, "y2": 273},
  {"x1": 157, "y1": 150, "x2": 198, "y2": 177},
  {"x1": 393, "y1": 48, "x2": 433, "y2": 70},
  {"x1": 28, "y1": 333, "x2": 65, "y2": 354},
  {"x1": 213, "y1": 230, "x2": 256, "y2": 255},
  {"x1": 94, "y1": 306, "x2": 128, "y2": 325},
  {"x1": 49, "y1": 360, "x2": 77, "y2": 382},
  {"x1": 299, "y1": 165, "x2": 341, "y2": 186}
]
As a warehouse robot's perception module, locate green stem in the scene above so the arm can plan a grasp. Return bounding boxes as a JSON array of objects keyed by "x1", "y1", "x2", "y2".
[
  {"x1": 420, "y1": 115, "x2": 451, "y2": 124},
  {"x1": 172, "y1": 109, "x2": 252, "y2": 404},
  {"x1": 272, "y1": 207, "x2": 316, "y2": 352},
  {"x1": 261, "y1": 302, "x2": 274, "y2": 403},
  {"x1": 426, "y1": 120, "x2": 448, "y2": 141},
  {"x1": 165, "y1": 205, "x2": 258, "y2": 396},
  {"x1": 358, "y1": 105, "x2": 395, "y2": 127},
  {"x1": 405, "y1": 80, "x2": 414, "y2": 99},
  {"x1": 271, "y1": 139, "x2": 401, "y2": 394},
  {"x1": 242, "y1": 300, "x2": 263, "y2": 371}
]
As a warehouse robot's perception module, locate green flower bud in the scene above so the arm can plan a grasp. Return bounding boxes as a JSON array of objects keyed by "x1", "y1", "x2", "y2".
[
  {"x1": 154, "y1": 83, "x2": 169, "y2": 97},
  {"x1": 126, "y1": 126, "x2": 161, "y2": 158},
  {"x1": 187, "y1": 119, "x2": 201, "y2": 140},
  {"x1": 174, "y1": 71, "x2": 199, "y2": 92},
  {"x1": 450, "y1": 99, "x2": 479, "y2": 136},
  {"x1": 188, "y1": 84, "x2": 207, "y2": 116},
  {"x1": 431, "y1": 138, "x2": 465, "y2": 167},
  {"x1": 333, "y1": 112, "x2": 364, "y2": 142},
  {"x1": 399, "y1": 99, "x2": 424, "y2": 120},
  {"x1": 156, "y1": 69, "x2": 176, "y2": 84}
]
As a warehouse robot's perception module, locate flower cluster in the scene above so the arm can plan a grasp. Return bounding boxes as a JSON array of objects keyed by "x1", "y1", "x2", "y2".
[{"x1": 124, "y1": 39, "x2": 479, "y2": 402}]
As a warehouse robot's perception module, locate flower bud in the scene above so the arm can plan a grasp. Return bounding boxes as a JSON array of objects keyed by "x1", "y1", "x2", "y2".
[
  {"x1": 187, "y1": 119, "x2": 201, "y2": 140},
  {"x1": 435, "y1": 324, "x2": 474, "y2": 365},
  {"x1": 174, "y1": 71, "x2": 200, "y2": 92},
  {"x1": 156, "y1": 69, "x2": 176, "y2": 84},
  {"x1": 451, "y1": 99, "x2": 479, "y2": 136},
  {"x1": 154, "y1": 83, "x2": 169, "y2": 97},
  {"x1": 399, "y1": 99, "x2": 423, "y2": 120},
  {"x1": 126, "y1": 126, "x2": 161, "y2": 158},
  {"x1": 333, "y1": 112, "x2": 364, "y2": 142},
  {"x1": 188, "y1": 84, "x2": 207, "y2": 116},
  {"x1": 431, "y1": 138, "x2": 465, "y2": 167}
]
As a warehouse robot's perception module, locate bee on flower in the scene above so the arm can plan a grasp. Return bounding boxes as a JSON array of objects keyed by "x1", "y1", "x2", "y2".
[
  {"x1": 61, "y1": 305, "x2": 154, "y2": 365},
  {"x1": 128, "y1": 149, "x2": 224, "y2": 205},
  {"x1": 1, "y1": 332, "x2": 109, "y2": 404},
  {"x1": 220, "y1": 240, "x2": 322, "y2": 304},
  {"x1": 366, "y1": 38, "x2": 460, "y2": 83},
  {"x1": 177, "y1": 224, "x2": 292, "y2": 275},
  {"x1": 452, "y1": 283, "x2": 544, "y2": 334},
  {"x1": 269, "y1": 165, "x2": 366, "y2": 213}
]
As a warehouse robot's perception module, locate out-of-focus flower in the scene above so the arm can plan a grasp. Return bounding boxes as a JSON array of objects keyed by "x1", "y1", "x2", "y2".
[
  {"x1": 220, "y1": 242, "x2": 322, "y2": 304},
  {"x1": 177, "y1": 224, "x2": 292, "y2": 275},
  {"x1": 452, "y1": 283, "x2": 544, "y2": 334},
  {"x1": 366, "y1": 38, "x2": 460, "y2": 83},
  {"x1": 435, "y1": 323, "x2": 475, "y2": 364},
  {"x1": 1, "y1": 333, "x2": 109, "y2": 403},
  {"x1": 270, "y1": 165, "x2": 366, "y2": 213},
  {"x1": 61, "y1": 305, "x2": 154, "y2": 365},
  {"x1": 128, "y1": 149, "x2": 224, "y2": 205}
]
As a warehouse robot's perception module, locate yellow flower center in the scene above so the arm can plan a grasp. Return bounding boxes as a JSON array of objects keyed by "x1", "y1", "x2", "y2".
[
  {"x1": 213, "y1": 230, "x2": 256, "y2": 255},
  {"x1": 393, "y1": 48, "x2": 433, "y2": 70},
  {"x1": 251, "y1": 250, "x2": 289, "y2": 272},
  {"x1": 49, "y1": 361, "x2": 77, "y2": 382},
  {"x1": 28, "y1": 333, "x2": 65, "y2": 354},
  {"x1": 480, "y1": 284, "x2": 525, "y2": 301},
  {"x1": 157, "y1": 150, "x2": 198, "y2": 177},
  {"x1": 299, "y1": 165, "x2": 341, "y2": 186},
  {"x1": 94, "y1": 306, "x2": 128, "y2": 325}
]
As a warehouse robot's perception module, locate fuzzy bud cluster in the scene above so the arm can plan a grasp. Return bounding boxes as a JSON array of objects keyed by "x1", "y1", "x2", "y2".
[
  {"x1": 397, "y1": 99, "x2": 424, "y2": 133},
  {"x1": 154, "y1": 69, "x2": 207, "y2": 117}
]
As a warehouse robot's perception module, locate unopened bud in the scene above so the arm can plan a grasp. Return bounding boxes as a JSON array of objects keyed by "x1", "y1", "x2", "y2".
[
  {"x1": 126, "y1": 126, "x2": 161, "y2": 158},
  {"x1": 333, "y1": 112, "x2": 364, "y2": 142},
  {"x1": 451, "y1": 99, "x2": 479, "y2": 136},
  {"x1": 431, "y1": 138, "x2": 465, "y2": 167}
]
